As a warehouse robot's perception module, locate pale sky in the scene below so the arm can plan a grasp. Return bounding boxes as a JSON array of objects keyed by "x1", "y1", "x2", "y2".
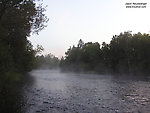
[{"x1": 29, "y1": 0, "x2": 150, "y2": 58}]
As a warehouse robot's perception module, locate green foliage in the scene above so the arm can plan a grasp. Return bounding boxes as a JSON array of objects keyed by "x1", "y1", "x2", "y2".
[
  {"x1": 0, "y1": 0, "x2": 48, "y2": 84},
  {"x1": 35, "y1": 44, "x2": 44, "y2": 55},
  {"x1": 61, "y1": 32, "x2": 150, "y2": 75},
  {"x1": 60, "y1": 39, "x2": 103, "y2": 72}
]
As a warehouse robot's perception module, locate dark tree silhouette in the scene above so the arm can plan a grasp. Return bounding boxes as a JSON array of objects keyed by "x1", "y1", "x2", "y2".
[{"x1": 60, "y1": 32, "x2": 150, "y2": 75}]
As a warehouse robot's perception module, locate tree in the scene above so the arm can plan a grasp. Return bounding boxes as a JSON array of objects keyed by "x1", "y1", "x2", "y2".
[
  {"x1": 61, "y1": 40, "x2": 102, "y2": 72},
  {"x1": 36, "y1": 53, "x2": 60, "y2": 69},
  {"x1": 60, "y1": 32, "x2": 150, "y2": 75},
  {"x1": 0, "y1": 0, "x2": 48, "y2": 80},
  {"x1": 77, "y1": 39, "x2": 84, "y2": 48}
]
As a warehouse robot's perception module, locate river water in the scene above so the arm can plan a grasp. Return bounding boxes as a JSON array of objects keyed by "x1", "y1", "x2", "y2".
[{"x1": 1, "y1": 69, "x2": 150, "y2": 113}]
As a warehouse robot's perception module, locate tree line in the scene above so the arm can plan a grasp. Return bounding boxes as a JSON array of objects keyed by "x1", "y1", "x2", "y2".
[
  {"x1": 60, "y1": 31, "x2": 150, "y2": 75},
  {"x1": 0, "y1": 0, "x2": 48, "y2": 84},
  {"x1": 36, "y1": 53, "x2": 60, "y2": 69}
]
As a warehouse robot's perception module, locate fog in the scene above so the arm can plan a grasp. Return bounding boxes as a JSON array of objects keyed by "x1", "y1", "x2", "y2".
[{"x1": 22, "y1": 69, "x2": 150, "y2": 112}]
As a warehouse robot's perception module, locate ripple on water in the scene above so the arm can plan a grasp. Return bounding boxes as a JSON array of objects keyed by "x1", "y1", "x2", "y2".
[{"x1": 22, "y1": 69, "x2": 150, "y2": 113}]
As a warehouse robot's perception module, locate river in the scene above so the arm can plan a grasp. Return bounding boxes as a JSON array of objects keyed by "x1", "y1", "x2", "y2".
[{"x1": 1, "y1": 69, "x2": 150, "y2": 113}]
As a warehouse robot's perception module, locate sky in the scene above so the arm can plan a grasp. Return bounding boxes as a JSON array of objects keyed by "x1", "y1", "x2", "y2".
[{"x1": 29, "y1": 0, "x2": 150, "y2": 58}]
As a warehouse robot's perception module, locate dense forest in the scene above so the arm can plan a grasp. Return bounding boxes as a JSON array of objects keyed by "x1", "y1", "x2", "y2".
[
  {"x1": 60, "y1": 31, "x2": 150, "y2": 75},
  {"x1": 0, "y1": 0, "x2": 48, "y2": 85}
]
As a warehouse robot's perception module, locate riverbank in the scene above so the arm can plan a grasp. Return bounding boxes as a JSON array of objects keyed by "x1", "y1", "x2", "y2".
[{"x1": 0, "y1": 73, "x2": 34, "y2": 113}]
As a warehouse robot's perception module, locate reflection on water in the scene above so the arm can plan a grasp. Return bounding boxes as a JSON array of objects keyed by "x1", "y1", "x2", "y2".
[
  {"x1": 0, "y1": 69, "x2": 150, "y2": 113},
  {"x1": 0, "y1": 74, "x2": 34, "y2": 113}
]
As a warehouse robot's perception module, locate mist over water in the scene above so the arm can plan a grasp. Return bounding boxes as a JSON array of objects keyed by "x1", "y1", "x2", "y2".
[
  {"x1": 19, "y1": 69, "x2": 150, "y2": 113},
  {"x1": 1, "y1": 69, "x2": 150, "y2": 112}
]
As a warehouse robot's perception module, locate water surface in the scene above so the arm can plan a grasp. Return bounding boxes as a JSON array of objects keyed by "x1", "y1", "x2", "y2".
[{"x1": 21, "y1": 69, "x2": 150, "y2": 113}]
